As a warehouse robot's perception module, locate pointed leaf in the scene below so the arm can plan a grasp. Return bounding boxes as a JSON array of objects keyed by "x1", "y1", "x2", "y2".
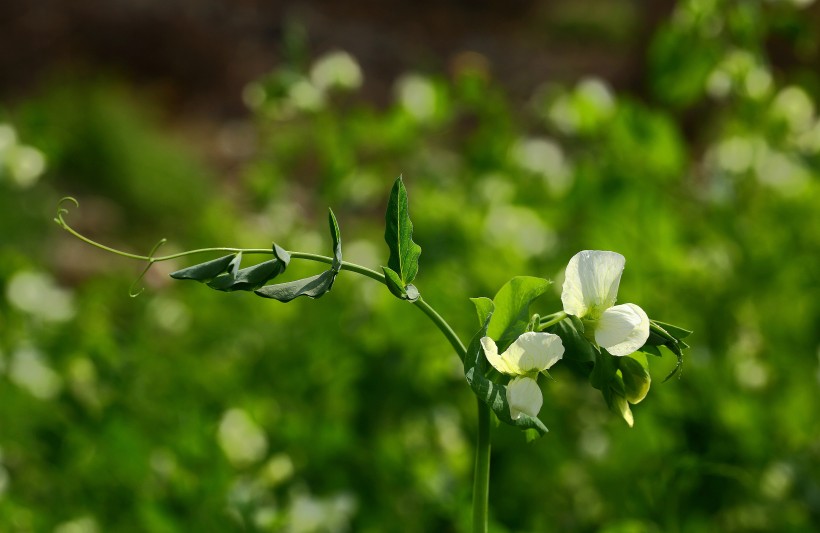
[
  {"x1": 470, "y1": 297, "x2": 494, "y2": 328},
  {"x1": 328, "y1": 208, "x2": 342, "y2": 272},
  {"x1": 227, "y1": 252, "x2": 242, "y2": 277},
  {"x1": 384, "y1": 176, "x2": 421, "y2": 286},
  {"x1": 254, "y1": 270, "x2": 337, "y2": 302},
  {"x1": 207, "y1": 258, "x2": 288, "y2": 292},
  {"x1": 170, "y1": 254, "x2": 236, "y2": 281},
  {"x1": 463, "y1": 301, "x2": 549, "y2": 436},
  {"x1": 487, "y1": 276, "x2": 552, "y2": 350},
  {"x1": 382, "y1": 266, "x2": 407, "y2": 299},
  {"x1": 638, "y1": 344, "x2": 662, "y2": 357},
  {"x1": 653, "y1": 320, "x2": 692, "y2": 340},
  {"x1": 273, "y1": 242, "x2": 291, "y2": 266}
]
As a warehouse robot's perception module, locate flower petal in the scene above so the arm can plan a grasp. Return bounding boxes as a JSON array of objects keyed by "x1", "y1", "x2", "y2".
[
  {"x1": 501, "y1": 332, "x2": 564, "y2": 373},
  {"x1": 561, "y1": 250, "x2": 625, "y2": 318},
  {"x1": 481, "y1": 336, "x2": 514, "y2": 375},
  {"x1": 595, "y1": 303, "x2": 649, "y2": 356},
  {"x1": 506, "y1": 376, "x2": 543, "y2": 420}
]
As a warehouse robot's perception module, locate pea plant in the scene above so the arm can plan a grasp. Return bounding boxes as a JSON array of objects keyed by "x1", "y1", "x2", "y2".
[{"x1": 55, "y1": 176, "x2": 690, "y2": 532}]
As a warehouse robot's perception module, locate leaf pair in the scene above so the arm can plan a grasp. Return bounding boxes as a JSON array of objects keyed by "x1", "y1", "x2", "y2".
[
  {"x1": 255, "y1": 210, "x2": 343, "y2": 302},
  {"x1": 382, "y1": 177, "x2": 422, "y2": 301},
  {"x1": 170, "y1": 244, "x2": 291, "y2": 292},
  {"x1": 170, "y1": 209, "x2": 344, "y2": 303},
  {"x1": 465, "y1": 276, "x2": 554, "y2": 437}
]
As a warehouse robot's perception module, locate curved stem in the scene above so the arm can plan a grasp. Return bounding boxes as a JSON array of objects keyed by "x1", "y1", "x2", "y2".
[
  {"x1": 539, "y1": 311, "x2": 568, "y2": 330},
  {"x1": 56, "y1": 205, "x2": 488, "y2": 531}
]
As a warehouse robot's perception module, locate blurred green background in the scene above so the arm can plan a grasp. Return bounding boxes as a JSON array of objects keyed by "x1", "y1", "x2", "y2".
[{"x1": 2, "y1": 0, "x2": 820, "y2": 531}]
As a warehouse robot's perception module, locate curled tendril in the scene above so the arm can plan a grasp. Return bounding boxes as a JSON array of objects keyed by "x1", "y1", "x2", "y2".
[
  {"x1": 129, "y1": 238, "x2": 168, "y2": 298},
  {"x1": 54, "y1": 196, "x2": 79, "y2": 229},
  {"x1": 53, "y1": 196, "x2": 282, "y2": 295}
]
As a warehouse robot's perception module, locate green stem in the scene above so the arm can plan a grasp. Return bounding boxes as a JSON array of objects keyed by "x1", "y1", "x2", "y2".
[
  {"x1": 56, "y1": 203, "x2": 488, "y2": 531},
  {"x1": 538, "y1": 311, "x2": 568, "y2": 330},
  {"x1": 473, "y1": 399, "x2": 491, "y2": 533}
]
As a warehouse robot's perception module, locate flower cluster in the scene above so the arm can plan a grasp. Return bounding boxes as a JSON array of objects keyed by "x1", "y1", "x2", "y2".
[{"x1": 481, "y1": 250, "x2": 650, "y2": 420}]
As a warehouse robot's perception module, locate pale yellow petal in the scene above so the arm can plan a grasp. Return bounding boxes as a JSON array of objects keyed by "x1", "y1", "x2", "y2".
[{"x1": 481, "y1": 337, "x2": 514, "y2": 375}]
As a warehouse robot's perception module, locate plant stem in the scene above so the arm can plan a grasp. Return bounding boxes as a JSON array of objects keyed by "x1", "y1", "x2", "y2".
[
  {"x1": 56, "y1": 207, "x2": 488, "y2": 531},
  {"x1": 473, "y1": 399, "x2": 491, "y2": 533},
  {"x1": 539, "y1": 311, "x2": 568, "y2": 330}
]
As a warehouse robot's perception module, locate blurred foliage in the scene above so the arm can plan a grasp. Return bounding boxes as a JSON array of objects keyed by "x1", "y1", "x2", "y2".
[{"x1": 2, "y1": 0, "x2": 820, "y2": 531}]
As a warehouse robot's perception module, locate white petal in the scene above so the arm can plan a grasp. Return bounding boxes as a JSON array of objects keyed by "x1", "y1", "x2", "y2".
[
  {"x1": 501, "y1": 332, "x2": 564, "y2": 373},
  {"x1": 561, "y1": 250, "x2": 625, "y2": 317},
  {"x1": 506, "y1": 377, "x2": 543, "y2": 420},
  {"x1": 595, "y1": 303, "x2": 649, "y2": 356},
  {"x1": 481, "y1": 337, "x2": 514, "y2": 375}
]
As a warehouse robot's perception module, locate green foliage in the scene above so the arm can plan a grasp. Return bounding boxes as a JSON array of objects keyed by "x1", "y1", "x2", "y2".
[
  {"x1": 3, "y1": 1, "x2": 820, "y2": 531},
  {"x1": 170, "y1": 254, "x2": 238, "y2": 282},
  {"x1": 484, "y1": 276, "x2": 552, "y2": 351},
  {"x1": 255, "y1": 211, "x2": 342, "y2": 302},
  {"x1": 383, "y1": 176, "x2": 422, "y2": 300},
  {"x1": 464, "y1": 299, "x2": 549, "y2": 435}
]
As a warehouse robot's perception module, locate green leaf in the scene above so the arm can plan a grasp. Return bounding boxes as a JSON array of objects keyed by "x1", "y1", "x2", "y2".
[
  {"x1": 382, "y1": 266, "x2": 407, "y2": 299},
  {"x1": 384, "y1": 176, "x2": 421, "y2": 286},
  {"x1": 645, "y1": 319, "x2": 690, "y2": 382},
  {"x1": 638, "y1": 344, "x2": 662, "y2": 357},
  {"x1": 550, "y1": 318, "x2": 596, "y2": 365},
  {"x1": 170, "y1": 254, "x2": 237, "y2": 281},
  {"x1": 253, "y1": 219, "x2": 342, "y2": 303},
  {"x1": 207, "y1": 258, "x2": 288, "y2": 292},
  {"x1": 254, "y1": 270, "x2": 337, "y2": 302},
  {"x1": 470, "y1": 297, "x2": 494, "y2": 328},
  {"x1": 590, "y1": 350, "x2": 618, "y2": 391},
  {"x1": 463, "y1": 302, "x2": 549, "y2": 436},
  {"x1": 653, "y1": 320, "x2": 692, "y2": 340},
  {"x1": 328, "y1": 208, "x2": 342, "y2": 272},
  {"x1": 487, "y1": 276, "x2": 552, "y2": 350},
  {"x1": 272, "y1": 242, "x2": 291, "y2": 264},
  {"x1": 227, "y1": 252, "x2": 242, "y2": 277}
]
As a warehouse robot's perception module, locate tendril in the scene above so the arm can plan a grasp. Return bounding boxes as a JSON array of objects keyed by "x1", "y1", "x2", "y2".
[
  {"x1": 54, "y1": 196, "x2": 80, "y2": 229},
  {"x1": 129, "y1": 238, "x2": 168, "y2": 297}
]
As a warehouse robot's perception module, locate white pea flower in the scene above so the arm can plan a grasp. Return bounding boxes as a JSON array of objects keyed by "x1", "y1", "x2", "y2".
[
  {"x1": 506, "y1": 377, "x2": 543, "y2": 420},
  {"x1": 480, "y1": 331, "x2": 564, "y2": 419},
  {"x1": 561, "y1": 250, "x2": 649, "y2": 356}
]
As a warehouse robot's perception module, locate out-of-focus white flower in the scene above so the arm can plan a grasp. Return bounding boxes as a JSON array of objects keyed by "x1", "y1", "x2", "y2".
[
  {"x1": 561, "y1": 250, "x2": 649, "y2": 356},
  {"x1": 6, "y1": 270, "x2": 75, "y2": 322},
  {"x1": 395, "y1": 74, "x2": 438, "y2": 122},
  {"x1": 310, "y1": 50, "x2": 363, "y2": 91},
  {"x1": 218, "y1": 408, "x2": 268, "y2": 467},
  {"x1": 53, "y1": 516, "x2": 99, "y2": 533},
  {"x1": 480, "y1": 331, "x2": 564, "y2": 419},
  {"x1": 9, "y1": 347, "x2": 62, "y2": 400}
]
